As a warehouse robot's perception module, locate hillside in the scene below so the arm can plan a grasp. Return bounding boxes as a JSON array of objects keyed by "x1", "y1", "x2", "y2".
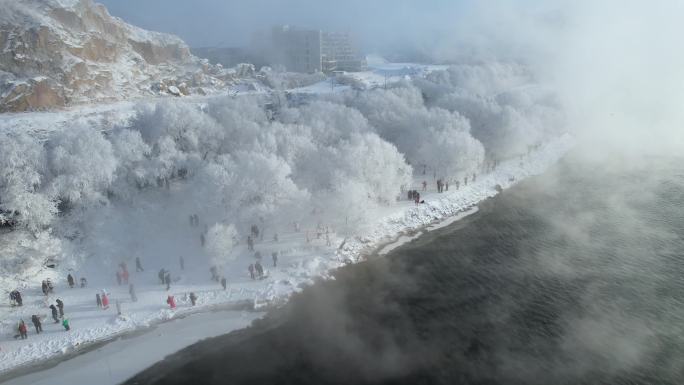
[{"x1": 0, "y1": 0, "x2": 237, "y2": 112}]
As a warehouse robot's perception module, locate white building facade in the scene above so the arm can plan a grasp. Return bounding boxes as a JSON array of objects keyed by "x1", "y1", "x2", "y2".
[{"x1": 262, "y1": 26, "x2": 366, "y2": 73}]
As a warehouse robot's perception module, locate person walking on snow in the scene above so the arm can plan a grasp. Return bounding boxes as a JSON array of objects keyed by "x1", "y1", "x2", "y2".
[
  {"x1": 272, "y1": 252, "x2": 278, "y2": 267},
  {"x1": 49, "y1": 305, "x2": 59, "y2": 323},
  {"x1": 220, "y1": 277, "x2": 227, "y2": 290},
  {"x1": 56, "y1": 298, "x2": 64, "y2": 318},
  {"x1": 116, "y1": 300, "x2": 122, "y2": 316},
  {"x1": 129, "y1": 284, "x2": 137, "y2": 302},
  {"x1": 62, "y1": 318, "x2": 70, "y2": 331},
  {"x1": 255, "y1": 261, "x2": 264, "y2": 279},
  {"x1": 80, "y1": 277, "x2": 87, "y2": 288},
  {"x1": 158, "y1": 269, "x2": 166, "y2": 285},
  {"x1": 248, "y1": 264, "x2": 255, "y2": 280},
  {"x1": 166, "y1": 295, "x2": 176, "y2": 309},
  {"x1": 422, "y1": 180, "x2": 427, "y2": 191},
  {"x1": 31, "y1": 315, "x2": 42, "y2": 334},
  {"x1": 136, "y1": 257, "x2": 144, "y2": 272},
  {"x1": 116, "y1": 271, "x2": 122, "y2": 286},
  {"x1": 165, "y1": 272, "x2": 171, "y2": 291},
  {"x1": 10, "y1": 290, "x2": 22, "y2": 306},
  {"x1": 122, "y1": 269, "x2": 129, "y2": 285},
  {"x1": 190, "y1": 292, "x2": 197, "y2": 306},
  {"x1": 96, "y1": 293, "x2": 102, "y2": 308},
  {"x1": 18, "y1": 320, "x2": 28, "y2": 340},
  {"x1": 101, "y1": 292, "x2": 110, "y2": 309},
  {"x1": 67, "y1": 274, "x2": 75, "y2": 288}
]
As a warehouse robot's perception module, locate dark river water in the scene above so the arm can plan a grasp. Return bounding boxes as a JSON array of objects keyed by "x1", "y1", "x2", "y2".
[{"x1": 126, "y1": 153, "x2": 684, "y2": 385}]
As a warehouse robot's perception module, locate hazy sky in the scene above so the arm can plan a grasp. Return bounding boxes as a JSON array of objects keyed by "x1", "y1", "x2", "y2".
[
  {"x1": 99, "y1": 0, "x2": 475, "y2": 49},
  {"x1": 99, "y1": 0, "x2": 684, "y2": 153}
]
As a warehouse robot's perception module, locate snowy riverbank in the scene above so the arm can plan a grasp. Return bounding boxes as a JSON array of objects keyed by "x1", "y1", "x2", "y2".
[
  {"x1": 0, "y1": 133, "x2": 573, "y2": 377},
  {"x1": 2, "y1": 310, "x2": 263, "y2": 385}
]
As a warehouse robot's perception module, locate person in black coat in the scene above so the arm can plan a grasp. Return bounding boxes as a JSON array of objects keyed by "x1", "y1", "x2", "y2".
[
  {"x1": 10, "y1": 290, "x2": 22, "y2": 306},
  {"x1": 136, "y1": 257, "x2": 144, "y2": 272},
  {"x1": 67, "y1": 274, "x2": 75, "y2": 288},
  {"x1": 255, "y1": 261, "x2": 263, "y2": 278},
  {"x1": 49, "y1": 305, "x2": 59, "y2": 323},
  {"x1": 220, "y1": 277, "x2": 227, "y2": 290},
  {"x1": 31, "y1": 314, "x2": 42, "y2": 334},
  {"x1": 56, "y1": 299, "x2": 65, "y2": 318},
  {"x1": 165, "y1": 272, "x2": 171, "y2": 291}
]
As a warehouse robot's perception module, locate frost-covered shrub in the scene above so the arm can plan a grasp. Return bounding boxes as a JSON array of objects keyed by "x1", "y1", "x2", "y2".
[
  {"x1": 46, "y1": 126, "x2": 117, "y2": 206},
  {"x1": 280, "y1": 101, "x2": 372, "y2": 146},
  {"x1": 0, "y1": 131, "x2": 55, "y2": 230},
  {"x1": 416, "y1": 127, "x2": 485, "y2": 178},
  {"x1": 336, "y1": 133, "x2": 413, "y2": 204},
  {"x1": 108, "y1": 129, "x2": 151, "y2": 198},
  {"x1": 230, "y1": 151, "x2": 305, "y2": 219},
  {"x1": 205, "y1": 223, "x2": 238, "y2": 267},
  {"x1": 0, "y1": 59, "x2": 563, "y2": 280},
  {"x1": 342, "y1": 85, "x2": 484, "y2": 174},
  {"x1": 417, "y1": 63, "x2": 564, "y2": 157}
]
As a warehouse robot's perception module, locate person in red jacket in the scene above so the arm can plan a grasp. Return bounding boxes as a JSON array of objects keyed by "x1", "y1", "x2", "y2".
[
  {"x1": 122, "y1": 269, "x2": 129, "y2": 285},
  {"x1": 18, "y1": 320, "x2": 28, "y2": 340},
  {"x1": 166, "y1": 295, "x2": 176, "y2": 309},
  {"x1": 101, "y1": 292, "x2": 110, "y2": 309}
]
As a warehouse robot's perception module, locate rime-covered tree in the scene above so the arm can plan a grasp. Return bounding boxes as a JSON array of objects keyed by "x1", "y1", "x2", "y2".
[{"x1": 205, "y1": 223, "x2": 238, "y2": 267}]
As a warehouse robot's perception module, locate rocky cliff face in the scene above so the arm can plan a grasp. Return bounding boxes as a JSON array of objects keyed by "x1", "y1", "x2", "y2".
[{"x1": 0, "y1": 0, "x2": 232, "y2": 112}]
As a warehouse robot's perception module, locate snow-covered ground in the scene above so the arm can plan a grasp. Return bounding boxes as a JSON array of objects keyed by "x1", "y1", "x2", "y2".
[
  {"x1": 290, "y1": 55, "x2": 448, "y2": 94},
  {"x1": 0, "y1": 133, "x2": 574, "y2": 377},
  {"x1": 2, "y1": 309, "x2": 262, "y2": 385}
]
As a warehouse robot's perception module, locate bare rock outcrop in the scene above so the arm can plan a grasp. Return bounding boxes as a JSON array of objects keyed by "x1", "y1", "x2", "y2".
[{"x1": 0, "y1": 0, "x2": 234, "y2": 112}]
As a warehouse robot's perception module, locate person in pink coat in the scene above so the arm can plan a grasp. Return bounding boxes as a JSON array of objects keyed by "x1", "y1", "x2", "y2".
[
  {"x1": 101, "y1": 291, "x2": 110, "y2": 309},
  {"x1": 166, "y1": 295, "x2": 176, "y2": 309}
]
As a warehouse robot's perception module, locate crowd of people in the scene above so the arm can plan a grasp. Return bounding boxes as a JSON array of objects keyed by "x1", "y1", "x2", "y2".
[{"x1": 7, "y1": 176, "x2": 468, "y2": 345}]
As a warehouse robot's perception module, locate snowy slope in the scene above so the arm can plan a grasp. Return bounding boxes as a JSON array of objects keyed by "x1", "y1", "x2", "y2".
[{"x1": 0, "y1": 134, "x2": 573, "y2": 375}]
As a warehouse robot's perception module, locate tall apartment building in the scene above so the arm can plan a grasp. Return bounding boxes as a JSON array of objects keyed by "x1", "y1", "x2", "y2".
[
  {"x1": 271, "y1": 26, "x2": 322, "y2": 73},
  {"x1": 321, "y1": 31, "x2": 367, "y2": 72},
  {"x1": 258, "y1": 26, "x2": 366, "y2": 73}
]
